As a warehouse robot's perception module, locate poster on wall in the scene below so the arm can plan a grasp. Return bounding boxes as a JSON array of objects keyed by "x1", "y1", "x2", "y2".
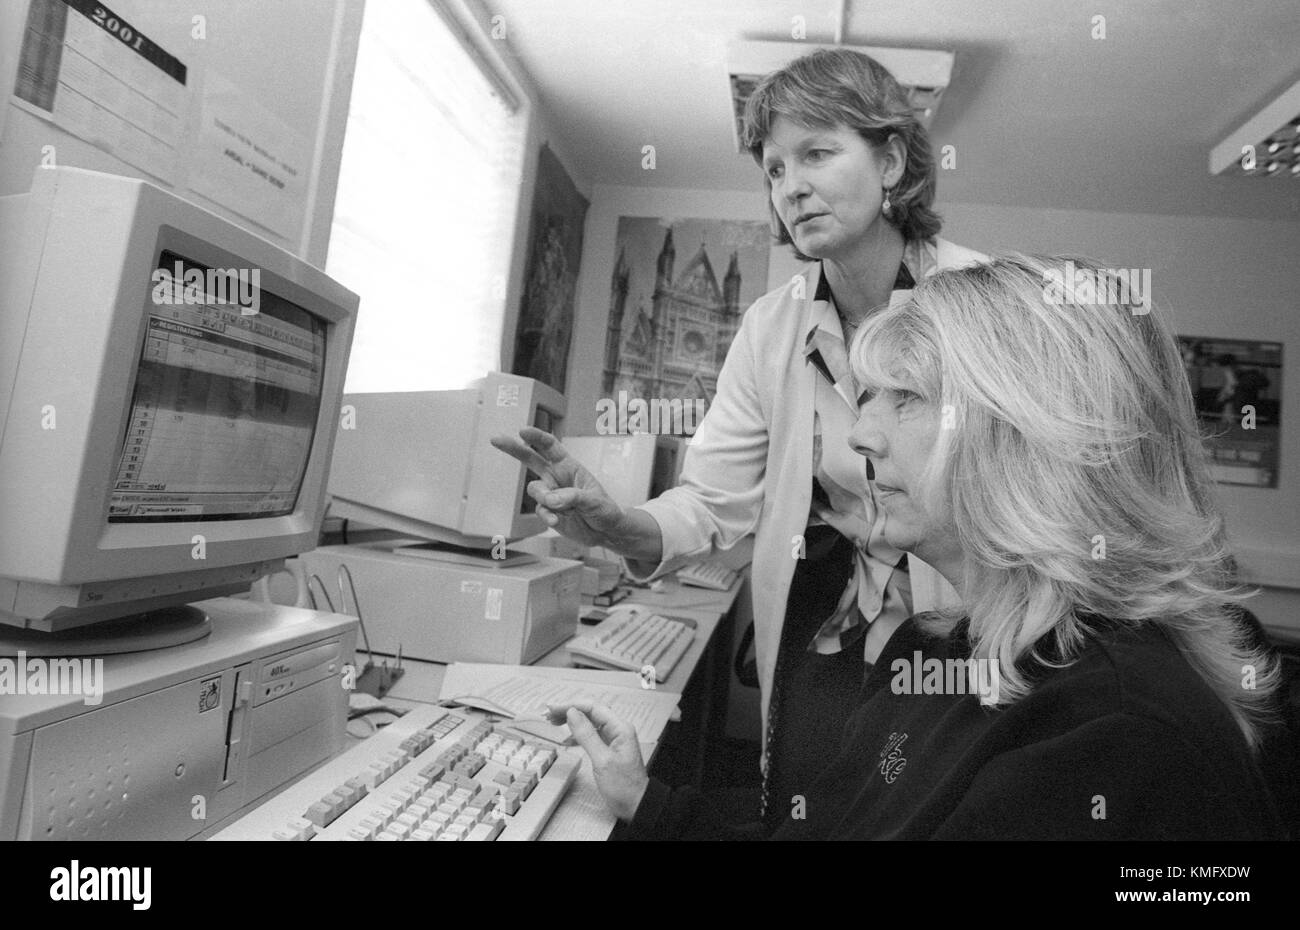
[
  {"x1": 1178, "y1": 335, "x2": 1283, "y2": 488},
  {"x1": 511, "y1": 144, "x2": 589, "y2": 395},
  {"x1": 11, "y1": 0, "x2": 188, "y2": 184},
  {"x1": 603, "y1": 216, "x2": 771, "y2": 433}
]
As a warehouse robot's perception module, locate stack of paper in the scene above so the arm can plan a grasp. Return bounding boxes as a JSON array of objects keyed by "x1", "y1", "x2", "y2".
[{"x1": 438, "y1": 663, "x2": 680, "y2": 745}]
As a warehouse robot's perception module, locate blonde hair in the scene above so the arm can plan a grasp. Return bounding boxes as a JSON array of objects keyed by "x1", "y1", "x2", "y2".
[{"x1": 851, "y1": 254, "x2": 1278, "y2": 747}]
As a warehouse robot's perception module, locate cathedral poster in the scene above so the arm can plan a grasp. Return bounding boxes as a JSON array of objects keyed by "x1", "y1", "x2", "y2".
[
  {"x1": 511, "y1": 145, "x2": 589, "y2": 394},
  {"x1": 603, "y1": 217, "x2": 771, "y2": 421}
]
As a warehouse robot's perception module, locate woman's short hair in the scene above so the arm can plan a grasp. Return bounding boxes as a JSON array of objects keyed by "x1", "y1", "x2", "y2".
[
  {"x1": 742, "y1": 47, "x2": 941, "y2": 253},
  {"x1": 850, "y1": 254, "x2": 1278, "y2": 747}
]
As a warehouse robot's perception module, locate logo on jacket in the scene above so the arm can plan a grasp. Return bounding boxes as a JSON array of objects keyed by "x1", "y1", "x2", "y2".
[{"x1": 878, "y1": 731, "x2": 908, "y2": 784}]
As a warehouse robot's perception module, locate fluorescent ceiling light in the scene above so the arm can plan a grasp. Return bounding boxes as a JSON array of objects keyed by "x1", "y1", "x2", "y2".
[{"x1": 1209, "y1": 77, "x2": 1300, "y2": 178}]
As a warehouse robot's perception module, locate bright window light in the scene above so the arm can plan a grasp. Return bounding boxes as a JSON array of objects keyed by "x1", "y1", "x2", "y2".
[{"x1": 327, "y1": 0, "x2": 525, "y2": 392}]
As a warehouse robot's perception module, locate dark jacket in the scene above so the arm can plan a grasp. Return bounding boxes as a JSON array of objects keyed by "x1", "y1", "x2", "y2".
[{"x1": 630, "y1": 616, "x2": 1285, "y2": 840}]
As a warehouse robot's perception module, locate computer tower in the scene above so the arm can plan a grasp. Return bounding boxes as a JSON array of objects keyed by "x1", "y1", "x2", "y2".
[
  {"x1": 0, "y1": 599, "x2": 357, "y2": 840},
  {"x1": 297, "y1": 543, "x2": 582, "y2": 665}
]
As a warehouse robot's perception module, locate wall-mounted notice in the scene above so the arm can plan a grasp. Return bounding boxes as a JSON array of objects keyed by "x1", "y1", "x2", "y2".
[
  {"x1": 11, "y1": 0, "x2": 188, "y2": 183},
  {"x1": 189, "y1": 70, "x2": 309, "y2": 240}
]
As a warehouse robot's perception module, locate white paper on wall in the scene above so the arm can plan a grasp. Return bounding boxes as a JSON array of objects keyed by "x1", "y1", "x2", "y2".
[
  {"x1": 188, "y1": 70, "x2": 309, "y2": 241},
  {"x1": 10, "y1": 0, "x2": 189, "y2": 184}
]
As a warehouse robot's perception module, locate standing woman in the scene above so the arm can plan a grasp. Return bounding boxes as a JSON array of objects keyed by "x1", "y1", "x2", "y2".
[{"x1": 494, "y1": 48, "x2": 982, "y2": 826}]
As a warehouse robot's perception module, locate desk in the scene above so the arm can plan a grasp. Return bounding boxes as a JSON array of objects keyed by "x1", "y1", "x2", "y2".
[{"x1": 361, "y1": 575, "x2": 742, "y2": 840}]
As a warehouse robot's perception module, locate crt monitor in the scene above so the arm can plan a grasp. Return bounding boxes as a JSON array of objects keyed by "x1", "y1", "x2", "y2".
[
  {"x1": 326, "y1": 373, "x2": 566, "y2": 550},
  {"x1": 562, "y1": 434, "x2": 687, "y2": 510},
  {"x1": 0, "y1": 167, "x2": 358, "y2": 646}
]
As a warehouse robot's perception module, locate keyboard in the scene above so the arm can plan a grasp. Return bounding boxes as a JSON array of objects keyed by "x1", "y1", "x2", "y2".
[
  {"x1": 566, "y1": 603, "x2": 695, "y2": 682},
  {"x1": 676, "y1": 561, "x2": 741, "y2": 591},
  {"x1": 212, "y1": 703, "x2": 579, "y2": 841}
]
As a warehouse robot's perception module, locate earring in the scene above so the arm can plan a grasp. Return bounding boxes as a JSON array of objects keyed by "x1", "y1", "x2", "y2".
[{"x1": 881, "y1": 188, "x2": 893, "y2": 217}]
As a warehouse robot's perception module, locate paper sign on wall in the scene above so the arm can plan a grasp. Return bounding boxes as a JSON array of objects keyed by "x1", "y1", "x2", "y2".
[
  {"x1": 189, "y1": 70, "x2": 308, "y2": 240},
  {"x1": 11, "y1": 0, "x2": 188, "y2": 183}
]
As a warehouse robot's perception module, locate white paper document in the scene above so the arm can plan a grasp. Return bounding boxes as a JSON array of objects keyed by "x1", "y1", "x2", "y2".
[{"x1": 439, "y1": 663, "x2": 680, "y2": 745}]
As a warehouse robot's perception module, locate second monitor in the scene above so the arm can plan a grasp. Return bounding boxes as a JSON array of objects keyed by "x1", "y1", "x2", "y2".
[{"x1": 562, "y1": 433, "x2": 687, "y2": 511}]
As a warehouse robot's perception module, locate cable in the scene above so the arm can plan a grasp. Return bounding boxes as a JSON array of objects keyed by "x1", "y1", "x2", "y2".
[
  {"x1": 307, "y1": 574, "x2": 336, "y2": 613},
  {"x1": 336, "y1": 563, "x2": 375, "y2": 660}
]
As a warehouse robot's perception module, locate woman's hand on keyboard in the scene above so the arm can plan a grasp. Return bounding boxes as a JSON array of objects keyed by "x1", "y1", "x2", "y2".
[{"x1": 550, "y1": 702, "x2": 649, "y2": 822}]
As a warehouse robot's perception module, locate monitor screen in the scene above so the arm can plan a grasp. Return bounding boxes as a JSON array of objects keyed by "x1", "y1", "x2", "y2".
[{"x1": 107, "y1": 250, "x2": 327, "y2": 523}]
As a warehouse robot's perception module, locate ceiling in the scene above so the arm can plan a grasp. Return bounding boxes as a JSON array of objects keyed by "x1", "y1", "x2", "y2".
[{"x1": 486, "y1": 0, "x2": 1300, "y2": 220}]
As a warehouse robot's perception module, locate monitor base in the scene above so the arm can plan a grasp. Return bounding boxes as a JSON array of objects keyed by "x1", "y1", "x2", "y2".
[{"x1": 0, "y1": 605, "x2": 212, "y2": 657}]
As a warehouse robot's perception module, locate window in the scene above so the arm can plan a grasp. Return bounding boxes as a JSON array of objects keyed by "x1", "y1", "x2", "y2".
[{"x1": 327, "y1": 0, "x2": 525, "y2": 392}]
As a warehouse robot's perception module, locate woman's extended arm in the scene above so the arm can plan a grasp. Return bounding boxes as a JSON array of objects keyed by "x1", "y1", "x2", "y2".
[{"x1": 495, "y1": 301, "x2": 776, "y2": 572}]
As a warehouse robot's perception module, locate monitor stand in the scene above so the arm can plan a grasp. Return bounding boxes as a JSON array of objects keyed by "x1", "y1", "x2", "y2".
[
  {"x1": 0, "y1": 604, "x2": 212, "y2": 657},
  {"x1": 393, "y1": 541, "x2": 539, "y2": 569}
]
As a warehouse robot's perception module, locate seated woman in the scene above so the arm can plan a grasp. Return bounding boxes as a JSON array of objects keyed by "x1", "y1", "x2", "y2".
[{"x1": 554, "y1": 254, "x2": 1286, "y2": 840}]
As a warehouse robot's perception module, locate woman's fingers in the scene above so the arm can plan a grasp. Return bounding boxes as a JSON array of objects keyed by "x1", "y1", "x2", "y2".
[
  {"x1": 539, "y1": 486, "x2": 587, "y2": 511},
  {"x1": 546, "y1": 701, "x2": 595, "y2": 724},
  {"x1": 564, "y1": 707, "x2": 610, "y2": 763},
  {"x1": 582, "y1": 703, "x2": 639, "y2": 743},
  {"x1": 517, "y1": 426, "x2": 571, "y2": 466},
  {"x1": 526, "y1": 478, "x2": 558, "y2": 504},
  {"x1": 489, "y1": 433, "x2": 557, "y2": 475}
]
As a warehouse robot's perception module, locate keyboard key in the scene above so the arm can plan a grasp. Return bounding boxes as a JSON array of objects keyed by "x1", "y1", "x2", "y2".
[
  {"x1": 285, "y1": 816, "x2": 317, "y2": 840},
  {"x1": 467, "y1": 819, "x2": 505, "y2": 841},
  {"x1": 356, "y1": 816, "x2": 383, "y2": 839},
  {"x1": 305, "y1": 801, "x2": 336, "y2": 828}
]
